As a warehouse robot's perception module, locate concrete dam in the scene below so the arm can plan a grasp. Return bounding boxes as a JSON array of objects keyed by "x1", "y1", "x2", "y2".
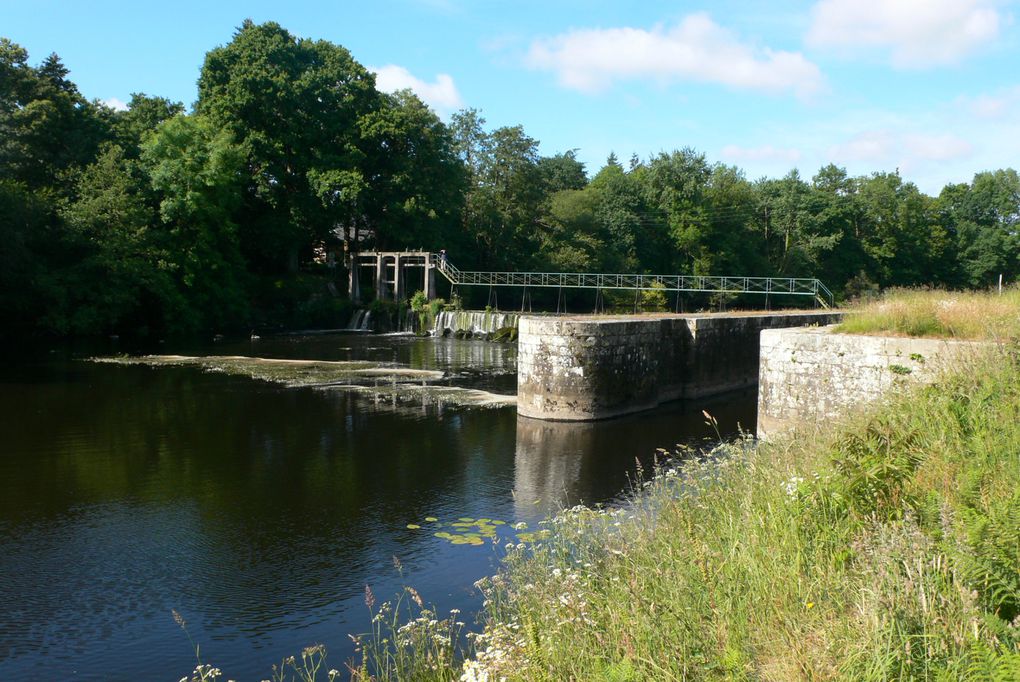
[{"x1": 516, "y1": 311, "x2": 842, "y2": 421}]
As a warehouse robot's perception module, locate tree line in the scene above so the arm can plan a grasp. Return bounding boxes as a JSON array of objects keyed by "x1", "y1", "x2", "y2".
[{"x1": 2, "y1": 21, "x2": 1018, "y2": 340}]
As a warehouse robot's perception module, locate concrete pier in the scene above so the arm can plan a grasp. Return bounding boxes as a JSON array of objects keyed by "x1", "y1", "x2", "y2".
[{"x1": 517, "y1": 311, "x2": 841, "y2": 421}]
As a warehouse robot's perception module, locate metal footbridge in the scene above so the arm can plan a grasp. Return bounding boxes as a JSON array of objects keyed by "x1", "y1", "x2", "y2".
[{"x1": 433, "y1": 255, "x2": 833, "y2": 308}]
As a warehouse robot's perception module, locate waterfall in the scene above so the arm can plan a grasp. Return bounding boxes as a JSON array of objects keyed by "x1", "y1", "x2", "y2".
[
  {"x1": 344, "y1": 309, "x2": 373, "y2": 332},
  {"x1": 431, "y1": 310, "x2": 520, "y2": 339}
]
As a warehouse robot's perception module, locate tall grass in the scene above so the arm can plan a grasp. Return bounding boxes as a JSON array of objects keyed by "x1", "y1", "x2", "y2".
[
  {"x1": 838, "y1": 288, "x2": 1020, "y2": 340},
  {"x1": 461, "y1": 348, "x2": 1020, "y2": 680}
]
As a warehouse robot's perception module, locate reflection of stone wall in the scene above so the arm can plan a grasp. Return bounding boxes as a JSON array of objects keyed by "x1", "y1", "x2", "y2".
[
  {"x1": 758, "y1": 326, "x2": 986, "y2": 437},
  {"x1": 517, "y1": 312, "x2": 840, "y2": 421},
  {"x1": 513, "y1": 417, "x2": 592, "y2": 513},
  {"x1": 512, "y1": 389, "x2": 758, "y2": 515}
]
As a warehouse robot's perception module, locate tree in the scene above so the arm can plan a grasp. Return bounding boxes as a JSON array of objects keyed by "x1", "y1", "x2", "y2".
[
  {"x1": 0, "y1": 41, "x2": 111, "y2": 191},
  {"x1": 940, "y1": 170, "x2": 1020, "y2": 287},
  {"x1": 642, "y1": 149, "x2": 712, "y2": 272},
  {"x1": 356, "y1": 90, "x2": 465, "y2": 251},
  {"x1": 449, "y1": 109, "x2": 543, "y2": 268},
  {"x1": 197, "y1": 20, "x2": 381, "y2": 272},
  {"x1": 537, "y1": 150, "x2": 587, "y2": 194},
  {"x1": 58, "y1": 145, "x2": 177, "y2": 335},
  {"x1": 142, "y1": 114, "x2": 249, "y2": 330}
]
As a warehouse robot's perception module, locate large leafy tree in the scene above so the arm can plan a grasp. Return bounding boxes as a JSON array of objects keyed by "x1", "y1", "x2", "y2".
[
  {"x1": 57, "y1": 144, "x2": 177, "y2": 335},
  {"x1": 141, "y1": 114, "x2": 249, "y2": 331},
  {"x1": 356, "y1": 90, "x2": 466, "y2": 251},
  {"x1": 450, "y1": 109, "x2": 543, "y2": 268},
  {"x1": 197, "y1": 20, "x2": 381, "y2": 272},
  {"x1": 0, "y1": 39, "x2": 111, "y2": 191},
  {"x1": 939, "y1": 170, "x2": 1020, "y2": 287}
]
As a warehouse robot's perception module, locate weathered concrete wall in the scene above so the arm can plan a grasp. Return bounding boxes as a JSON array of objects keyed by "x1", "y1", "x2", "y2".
[
  {"x1": 517, "y1": 311, "x2": 840, "y2": 421},
  {"x1": 758, "y1": 326, "x2": 986, "y2": 437}
]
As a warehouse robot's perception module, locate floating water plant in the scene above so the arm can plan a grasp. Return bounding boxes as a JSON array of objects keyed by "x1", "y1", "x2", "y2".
[{"x1": 408, "y1": 515, "x2": 531, "y2": 547}]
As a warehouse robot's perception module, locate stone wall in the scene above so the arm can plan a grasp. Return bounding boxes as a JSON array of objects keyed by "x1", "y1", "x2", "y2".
[
  {"x1": 758, "y1": 326, "x2": 986, "y2": 437},
  {"x1": 517, "y1": 311, "x2": 841, "y2": 421}
]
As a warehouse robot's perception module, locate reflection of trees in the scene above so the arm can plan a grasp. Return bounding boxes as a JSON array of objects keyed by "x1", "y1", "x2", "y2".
[{"x1": 0, "y1": 358, "x2": 518, "y2": 661}]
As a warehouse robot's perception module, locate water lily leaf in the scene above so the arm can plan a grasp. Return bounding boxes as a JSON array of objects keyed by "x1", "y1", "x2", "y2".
[
  {"x1": 457, "y1": 517, "x2": 475, "y2": 523},
  {"x1": 424, "y1": 517, "x2": 438, "y2": 523},
  {"x1": 406, "y1": 524, "x2": 421, "y2": 529}
]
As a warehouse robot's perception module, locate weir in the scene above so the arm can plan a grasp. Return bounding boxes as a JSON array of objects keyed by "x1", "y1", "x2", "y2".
[{"x1": 516, "y1": 311, "x2": 842, "y2": 421}]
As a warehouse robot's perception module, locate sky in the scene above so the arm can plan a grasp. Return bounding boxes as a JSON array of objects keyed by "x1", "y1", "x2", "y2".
[{"x1": 3, "y1": 0, "x2": 1019, "y2": 194}]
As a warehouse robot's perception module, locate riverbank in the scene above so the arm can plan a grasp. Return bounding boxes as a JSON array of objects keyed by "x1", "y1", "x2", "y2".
[
  {"x1": 316, "y1": 344, "x2": 1020, "y2": 681},
  {"x1": 837, "y1": 287, "x2": 1020, "y2": 340}
]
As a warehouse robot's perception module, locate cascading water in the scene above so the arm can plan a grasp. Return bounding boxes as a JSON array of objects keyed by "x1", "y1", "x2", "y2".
[
  {"x1": 345, "y1": 309, "x2": 373, "y2": 332},
  {"x1": 431, "y1": 310, "x2": 520, "y2": 338}
]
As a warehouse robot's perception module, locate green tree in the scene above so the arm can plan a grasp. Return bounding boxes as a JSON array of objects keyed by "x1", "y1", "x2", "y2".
[
  {"x1": 142, "y1": 114, "x2": 249, "y2": 330},
  {"x1": 0, "y1": 41, "x2": 111, "y2": 191},
  {"x1": 58, "y1": 145, "x2": 178, "y2": 335},
  {"x1": 197, "y1": 20, "x2": 381, "y2": 272},
  {"x1": 356, "y1": 90, "x2": 466, "y2": 251}
]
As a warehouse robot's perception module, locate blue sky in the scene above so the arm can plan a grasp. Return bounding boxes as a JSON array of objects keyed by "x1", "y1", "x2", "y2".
[{"x1": 3, "y1": 0, "x2": 1019, "y2": 193}]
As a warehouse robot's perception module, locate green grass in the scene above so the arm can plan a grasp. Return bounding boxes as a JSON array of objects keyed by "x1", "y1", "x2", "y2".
[
  {"x1": 458, "y1": 348, "x2": 1020, "y2": 681},
  {"x1": 837, "y1": 288, "x2": 1020, "y2": 340}
]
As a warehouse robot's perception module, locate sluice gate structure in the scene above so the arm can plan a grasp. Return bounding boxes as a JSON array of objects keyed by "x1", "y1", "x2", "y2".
[{"x1": 348, "y1": 252, "x2": 835, "y2": 309}]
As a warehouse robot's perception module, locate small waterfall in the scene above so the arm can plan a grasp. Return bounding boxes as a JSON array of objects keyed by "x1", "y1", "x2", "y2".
[
  {"x1": 345, "y1": 309, "x2": 373, "y2": 332},
  {"x1": 431, "y1": 310, "x2": 520, "y2": 339}
]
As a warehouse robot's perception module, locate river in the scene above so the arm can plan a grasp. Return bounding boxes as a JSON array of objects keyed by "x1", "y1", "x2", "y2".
[{"x1": 0, "y1": 332, "x2": 754, "y2": 680}]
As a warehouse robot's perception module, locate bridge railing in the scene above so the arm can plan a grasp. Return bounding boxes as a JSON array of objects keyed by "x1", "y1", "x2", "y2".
[{"x1": 432, "y1": 254, "x2": 833, "y2": 307}]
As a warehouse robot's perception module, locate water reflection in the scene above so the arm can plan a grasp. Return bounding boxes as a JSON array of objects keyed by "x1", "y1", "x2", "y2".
[{"x1": 513, "y1": 391, "x2": 756, "y2": 516}]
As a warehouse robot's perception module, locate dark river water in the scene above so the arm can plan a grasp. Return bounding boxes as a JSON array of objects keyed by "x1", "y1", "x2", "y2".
[{"x1": 0, "y1": 332, "x2": 755, "y2": 681}]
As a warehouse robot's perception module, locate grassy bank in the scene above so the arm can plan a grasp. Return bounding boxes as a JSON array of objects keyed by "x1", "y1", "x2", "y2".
[
  {"x1": 456, "y1": 348, "x2": 1020, "y2": 681},
  {"x1": 838, "y1": 288, "x2": 1020, "y2": 339}
]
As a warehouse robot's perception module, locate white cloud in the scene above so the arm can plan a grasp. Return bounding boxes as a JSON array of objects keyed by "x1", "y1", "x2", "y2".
[
  {"x1": 828, "y1": 130, "x2": 897, "y2": 163},
  {"x1": 957, "y1": 86, "x2": 1020, "y2": 119},
  {"x1": 904, "y1": 133, "x2": 973, "y2": 161},
  {"x1": 721, "y1": 144, "x2": 802, "y2": 164},
  {"x1": 102, "y1": 97, "x2": 129, "y2": 112},
  {"x1": 825, "y1": 129, "x2": 973, "y2": 173},
  {"x1": 525, "y1": 13, "x2": 823, "y2": 97},
  {"x1": 371, "y1": 65, "x2": 464, "y2": 114},
  {"x1": 806, "y1": 0, "x2": 1002, "y2": 67}
]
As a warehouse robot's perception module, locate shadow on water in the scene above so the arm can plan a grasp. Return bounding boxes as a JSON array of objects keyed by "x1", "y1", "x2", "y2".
[{"x1": 0, "y1": 333, "x2": 755, "y2": 680}]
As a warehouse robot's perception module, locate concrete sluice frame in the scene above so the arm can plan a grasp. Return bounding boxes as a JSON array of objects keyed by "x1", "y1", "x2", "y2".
[{"x1": 517, "y1": 311, "x2": 843, "y2": 421}]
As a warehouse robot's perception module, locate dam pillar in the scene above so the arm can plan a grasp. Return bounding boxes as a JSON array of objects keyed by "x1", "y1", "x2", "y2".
[
  {"x1": 394, "y1": 255, "x2": 405, "y2": 301},
  {"x1": 517, "y1": 312, "x2": 842, "y2": 421},
  {"x1": 425, "y1": 260, "x2": 436, "y2": 300},
  {"x1": 348, "y1": 257, "x2": 362, "y2": 304},
  {"x1": 375, "y1": 254, "x2": 387, "y2": 300}
]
